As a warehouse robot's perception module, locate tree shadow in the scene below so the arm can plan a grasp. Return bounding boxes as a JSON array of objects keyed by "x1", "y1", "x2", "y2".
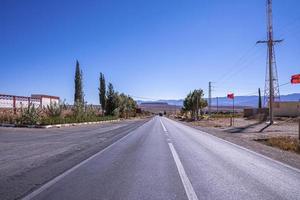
[
  {"x1": 258, "y1": 123, "x2": 273, "y2": 133},
  {"x1": 225, "y1": 121, "x2": 264, "y2": 133}
]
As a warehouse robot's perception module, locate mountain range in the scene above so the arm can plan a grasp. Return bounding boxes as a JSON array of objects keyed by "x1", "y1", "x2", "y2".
[{"x1": 137, "y1": 93, "x2": 300, "y2": 108}]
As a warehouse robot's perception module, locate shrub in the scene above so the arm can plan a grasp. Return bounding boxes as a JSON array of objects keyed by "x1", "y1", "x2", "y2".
[
  {"x1": 17, "y1": 105, "x2": 41, "y2": 125},
  {"x1": 45, "y1": 101, "x2": 62, "y2": 117}
]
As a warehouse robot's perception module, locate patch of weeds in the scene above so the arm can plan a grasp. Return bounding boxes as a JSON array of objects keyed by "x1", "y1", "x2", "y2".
[{"x1": 255, "y1": 137, "x2": 300, "y2": 154}]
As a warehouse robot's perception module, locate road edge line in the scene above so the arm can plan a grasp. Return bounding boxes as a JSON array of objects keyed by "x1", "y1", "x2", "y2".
[{"x1": 168, "y1": 143, "x2": 199, "y2": 200}]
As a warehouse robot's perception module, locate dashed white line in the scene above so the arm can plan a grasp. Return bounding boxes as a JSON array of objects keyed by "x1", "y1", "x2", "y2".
[
  {"x1": 160, "y1": 119, "x2": 168, "y2": 132},
  {"x1": 160, "y1": 118, "x2": 198, "y2": 200},
  {"x1": 168, "y1": 143, "x2": 199, "y2": 200}
]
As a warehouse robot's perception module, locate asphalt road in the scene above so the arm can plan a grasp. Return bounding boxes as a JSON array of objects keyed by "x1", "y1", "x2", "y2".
[
  {"x1": 0, "y1": 119, "x2": 148, "y2": 200},
  {"x1": 22, "y1": 117, "x2": 300, "y2": 200}
]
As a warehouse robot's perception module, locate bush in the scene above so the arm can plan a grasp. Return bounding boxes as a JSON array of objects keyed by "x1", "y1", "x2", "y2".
[
  {"x1": 1, "y1": 103, "x2": 119, "y2": 126},
  {"x1": 45, "y1": 102, "x2": 62, "y2": 117},
  {"x1": 18, "y1": 105, "x2": 41, "y2": 125},
  {"x1": 0, "y1": 110, "x2": 17, "y2": 124}
]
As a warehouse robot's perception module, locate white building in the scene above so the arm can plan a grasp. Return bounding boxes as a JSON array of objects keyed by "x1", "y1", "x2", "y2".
[{"x1": 0, "y1": 94, "x2": 60, "y2": 109}]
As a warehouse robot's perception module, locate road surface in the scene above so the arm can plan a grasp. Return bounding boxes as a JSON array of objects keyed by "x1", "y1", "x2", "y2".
[{"x1": 22, "y1": 117, "x2": 300, "y2": 200}]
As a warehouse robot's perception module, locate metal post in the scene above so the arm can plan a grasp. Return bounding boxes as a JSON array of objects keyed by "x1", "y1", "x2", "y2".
[
  {"x1": 232, "y1": 97, "x2": 235, "y2": 126},
  {"x1": 268, "y1": 0, "x2": 274, "y2": 125}
]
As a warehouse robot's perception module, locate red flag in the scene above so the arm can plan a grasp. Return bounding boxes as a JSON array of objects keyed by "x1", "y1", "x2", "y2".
[
  {"x1": 291, "y1": 74, "x2": 300, "y2": 84},
  {"x1": 227, "y1": 93, "x2": 234, "y2": 99}
]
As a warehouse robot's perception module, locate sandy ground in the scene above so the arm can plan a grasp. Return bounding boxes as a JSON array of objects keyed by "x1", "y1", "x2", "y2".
[
  {"x1": 190, "y1": 117, "x2": 299, "y2": 139},
  {"x1": 0, "y1": 118, "x2": 148, "y2": 200}
]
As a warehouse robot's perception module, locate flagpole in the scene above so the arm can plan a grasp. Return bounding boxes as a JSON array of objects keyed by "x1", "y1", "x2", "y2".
[{"x1": 233, "y1": 97, "x2": 235, "y2": 126}]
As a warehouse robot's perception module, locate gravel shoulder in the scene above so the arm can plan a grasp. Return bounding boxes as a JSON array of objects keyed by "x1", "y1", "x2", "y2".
[
  {"x1": 176, "y1": 118, "x2": 300, "y2": 170},
  {"x1": 0, "y1": 118, "x2": 150, "y2": 200}
]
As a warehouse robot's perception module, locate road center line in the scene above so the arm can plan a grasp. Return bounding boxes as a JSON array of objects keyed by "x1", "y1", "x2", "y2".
[
  {"x1": 160, "y1": 119, "x2": 168, "y2": 132},
  {"x1": 168, "y1": 143, "x2": 199, "y2": 200},
  {"x1": 159, "y1": 119, "x2": 168, "y2": 133}
]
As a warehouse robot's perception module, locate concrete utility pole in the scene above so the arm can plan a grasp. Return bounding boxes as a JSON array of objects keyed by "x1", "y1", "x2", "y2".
[
  {"x1": 257, "y1": 0, "x2": 283, "y2": 124},
  {"x1": 216, "y1": 96, "x2": 219, "y2": 113},
  {"x1": 208, "y1": 82, "x2": 212, "y2": 116}
]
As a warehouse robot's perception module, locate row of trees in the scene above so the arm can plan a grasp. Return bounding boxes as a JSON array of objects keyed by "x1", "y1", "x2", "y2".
[
  {"x1": 74, "y1": 61, "x2": 137, "y2": 118},
  {"x1": 182, "y1": 89, "x2": 207, "y2": 120},
  {"x1": 99, "y1": 73, "x2": 137, "y2": 117}
]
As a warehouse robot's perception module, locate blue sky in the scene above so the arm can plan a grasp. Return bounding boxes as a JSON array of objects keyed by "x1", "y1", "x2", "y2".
[{"x1": 1, "y1": 0, "x2": 300, "y2": 103}]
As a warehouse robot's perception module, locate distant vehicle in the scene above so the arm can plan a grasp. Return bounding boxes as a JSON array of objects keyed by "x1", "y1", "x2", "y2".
[{"x1": 159, "y1": 113, "x2": 163, "y2": 116}]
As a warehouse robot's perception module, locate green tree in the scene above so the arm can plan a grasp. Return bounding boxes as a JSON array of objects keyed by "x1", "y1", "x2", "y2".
[
  {"x1": 99, "y1": 72, "x2": 106, "y2": 115},
  {"x1": 105, "y1": 83, "x2": 118, "y2": 116},
  {"x1": 182, "y1": 89, "x2": 207, "y2": 120},
  {"x1": 118, "y1": 93, "x2": 137, "y2": 118},
  {"x1": 74, "y1": 60, "x2": 84, "y2": 105}
]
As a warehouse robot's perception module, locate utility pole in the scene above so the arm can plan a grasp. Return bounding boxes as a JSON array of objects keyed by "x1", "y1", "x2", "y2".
[
  {"x1": 257, "y1": 0, "x2": 283, "y2": 124},
  {"x1": 216, "y1": 96, "x2": 219, "y2": 113},
  {"x1": 208, "y1": 81, "x2": 212, "y2": 116}
]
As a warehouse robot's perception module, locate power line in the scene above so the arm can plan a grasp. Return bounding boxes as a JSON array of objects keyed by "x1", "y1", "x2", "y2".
[{"x1": 214, "y1": 44, "x2": 258, "y2": 83}]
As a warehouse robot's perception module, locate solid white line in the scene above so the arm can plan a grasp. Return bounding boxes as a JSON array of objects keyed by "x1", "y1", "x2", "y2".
[
  {"x1": 21, "y1": 121, "x2": 146, "y2": 200},
  {"x1": 168, "y1": 143, "x2": 199, "y2": 200},
  {"x1": 160, "y1": 119, "x2": 168, "y2": 132}
]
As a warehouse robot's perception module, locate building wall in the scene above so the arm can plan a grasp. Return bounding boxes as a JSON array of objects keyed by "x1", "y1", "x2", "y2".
[
  {"x1": 0, "y1": 94, "x2": 59, "y2": 109},
  {"x1": 0, "y1": 95, "x2": 13, "y2": 108},
  {"x1": 274, "y1": 102, "x2": 300, "y2": 117},
  {"x1": 41, "y1": 97, "x2": 59, "y2": 107}
]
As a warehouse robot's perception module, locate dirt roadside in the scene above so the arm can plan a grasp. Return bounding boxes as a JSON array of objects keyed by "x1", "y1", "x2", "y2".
[
  {"x1": 0, "y1": 118, "x2": 149, "y2": 200},
  {"x1": 175, "y1": 117, "x2": 300, "y2": 170}
]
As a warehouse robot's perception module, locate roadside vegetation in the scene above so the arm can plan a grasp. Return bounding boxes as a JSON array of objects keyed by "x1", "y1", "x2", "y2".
[
  {"x1": 0, "y1": 61, "x2": 147, "y2": 126},
  {"x1": 180, "y1": 89, "x2": 207, "y2": 121},
  {"x1": 255, "y1": 136, "x2": 300, "y2": 154}
]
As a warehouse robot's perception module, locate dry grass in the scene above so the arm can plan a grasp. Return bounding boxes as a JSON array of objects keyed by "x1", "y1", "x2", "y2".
[{"x1": 255, "y1": 137, "x2": 300, "y2": 154}]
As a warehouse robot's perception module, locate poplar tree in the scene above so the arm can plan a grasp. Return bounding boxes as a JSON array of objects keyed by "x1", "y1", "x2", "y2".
[
  {"x1": 99, "y1": 72, "x2": 106, "y2": 115},
  {"x1": 106, "y1": 83, "x2": 117, "y2": 116},
  {"x1": 74, "y1": 60, "x2": 84, "y2": 105}
]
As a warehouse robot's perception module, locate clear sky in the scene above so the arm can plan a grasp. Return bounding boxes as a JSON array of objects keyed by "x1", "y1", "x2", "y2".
[{"x1": 1, "y1": 0, "x2": 300, "y2": 104}]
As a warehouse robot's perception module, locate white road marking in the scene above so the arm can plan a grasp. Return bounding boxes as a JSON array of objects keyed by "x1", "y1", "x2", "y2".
[
  {"x1": 168, "y1": 143, "x2": 199, "y2": 200},
  {"x1": 160, "y1": 118, "x2": 168, "y2": 132},
  {"x1": 21, "y1": 121, "x2": 146, "y2": 200}
]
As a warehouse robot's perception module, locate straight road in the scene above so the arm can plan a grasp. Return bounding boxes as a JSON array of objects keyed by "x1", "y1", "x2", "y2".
[{"x1": 22, "y1": 117, "x2": 300, "y2": 200}]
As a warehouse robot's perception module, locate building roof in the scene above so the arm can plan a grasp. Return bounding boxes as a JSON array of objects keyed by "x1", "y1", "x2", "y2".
[{"x1": 31, "y1": 94, "x2": 60, "y2": 100}]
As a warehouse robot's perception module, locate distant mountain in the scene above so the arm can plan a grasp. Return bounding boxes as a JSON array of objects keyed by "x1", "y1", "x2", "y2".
[
  {"x1": 136, "y1": 99, "x2": 184, "y2": 107},
  {"x1": 136, "y1": 93, "x2": 300, "y2": 108}
]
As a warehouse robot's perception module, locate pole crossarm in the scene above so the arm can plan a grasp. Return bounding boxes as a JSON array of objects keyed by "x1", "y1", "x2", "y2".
[{"x1": 256, "y1": 39, "x2": 283, "y2": 44}]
